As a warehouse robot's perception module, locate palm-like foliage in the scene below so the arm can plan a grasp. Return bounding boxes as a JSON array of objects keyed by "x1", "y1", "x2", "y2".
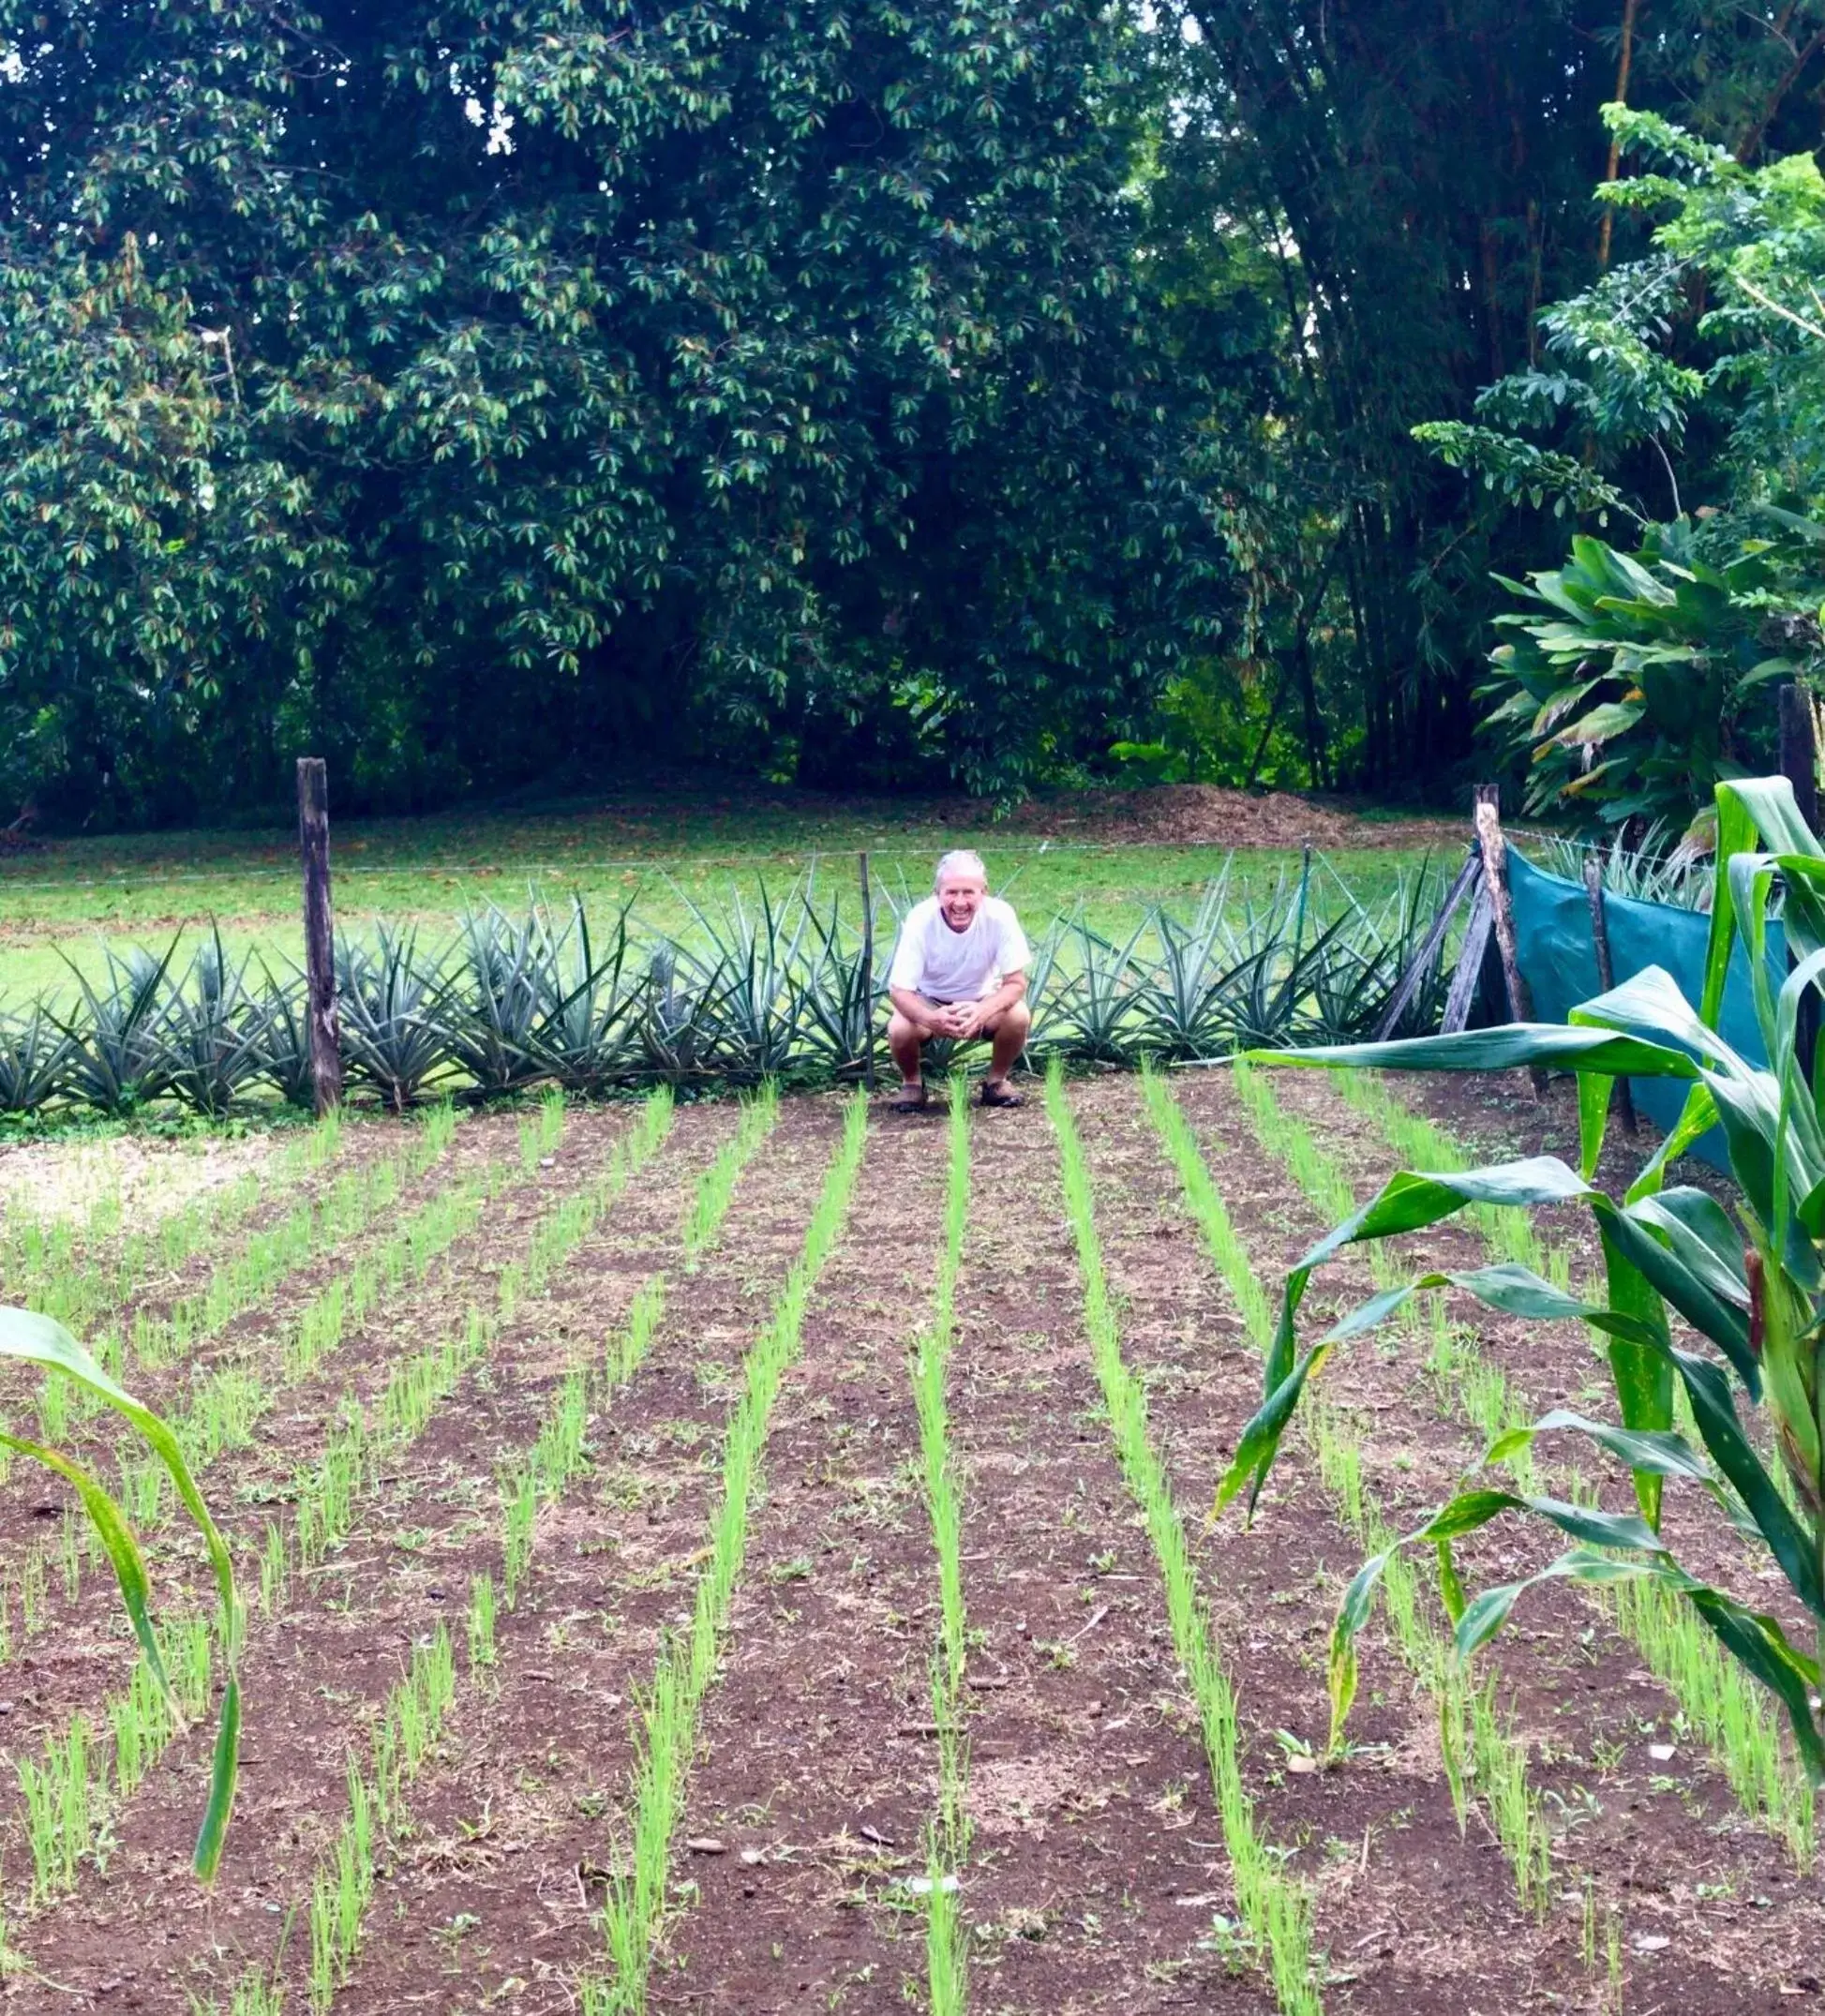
[
  {"x1": 1220, "y1": 773, "x2": 1825, "y2": 1786},
  {"x1": 0, "y1": 1006, "x2": 71, "y2": 1113},
  {"x1": 1532, "y1": 821, "x2": 1718, "y2": 912},
  {"x1": 795, "y1": 899, "x2": 880, "y2": 1083},
  {"x1": 335, "y1": 927, "x2": 451, "y2": 1113},
  {"x1": 249, "y1": 960, "x2": 316, "y2": 1109},
  {"x1": 527, "y1": 900, "x2": 641, "y2": 1095},
  {"x1": 441, "y1": 904, "x2": 559, "y2": 1098},
  {"x1": 672, "y1": 885, "x2": 810, "y2": 1083}
]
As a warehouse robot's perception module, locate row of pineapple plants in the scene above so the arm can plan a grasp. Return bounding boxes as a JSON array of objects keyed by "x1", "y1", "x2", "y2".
[{"x1": 0, "y1": 858, "x2": 1457, "y2": 1115}]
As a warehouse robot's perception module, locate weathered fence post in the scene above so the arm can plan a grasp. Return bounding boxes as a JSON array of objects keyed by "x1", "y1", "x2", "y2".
[
  {"x1": 859, "y1": 850, "x2": 875, "y2": 1091},
  {"x1": 1473, "y1": 784, "x2": 1548, "y2": 1098},
  {"x1": 1581, "y1": 851, "x2": 1637, "y2": 1136},
  {"x1": 1780, "y1": 681, "x2": 1820, "y2": 1083},
  {"x1": 297, "y1": 757, "x2": 343, "y2": 1116}
]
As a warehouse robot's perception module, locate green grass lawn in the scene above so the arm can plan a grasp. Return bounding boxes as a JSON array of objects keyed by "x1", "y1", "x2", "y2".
[{"x1": 0, "y1": 790, "x2": 1463, "y2": 1006}]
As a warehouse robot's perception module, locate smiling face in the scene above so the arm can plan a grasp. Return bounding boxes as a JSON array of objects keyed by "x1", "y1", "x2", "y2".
[{"x1": 936, "y1": 865, "x2": 987, "y2": 933}]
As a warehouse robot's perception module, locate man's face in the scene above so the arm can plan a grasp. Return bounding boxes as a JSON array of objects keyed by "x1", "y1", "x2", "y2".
[{"x1": 937, "y1": 871, "x2": 986, "y2": 933}]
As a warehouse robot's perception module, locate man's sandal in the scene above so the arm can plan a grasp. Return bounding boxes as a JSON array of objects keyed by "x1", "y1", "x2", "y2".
[
  {"x1": 978, "y1": 1079, "x2": 1025, "y2": 1110},
  {"x1": 889, "y1": 1083, "x2": 931, "y2": 1113}
]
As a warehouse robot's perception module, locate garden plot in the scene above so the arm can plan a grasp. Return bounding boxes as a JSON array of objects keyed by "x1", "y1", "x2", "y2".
[{"x1": 0, "y1": 1079, "x2": 1819, "y2": 2015}]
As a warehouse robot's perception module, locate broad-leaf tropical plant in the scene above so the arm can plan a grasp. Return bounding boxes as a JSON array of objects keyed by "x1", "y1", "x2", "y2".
[
  {"x1": 0, "y1": 1307, "x2": 243, "y2": 1873},
  {"x1": 1481, "y1": 525, "x2": 1814, "y2": 844},
  {"x1": 1216, "y1": 773, "x2": 1825, "y2": 1785}
]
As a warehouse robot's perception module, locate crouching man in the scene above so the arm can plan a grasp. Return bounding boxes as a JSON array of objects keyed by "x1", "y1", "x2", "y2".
[{"x1": 885, "y1": 850, "x2": 1031, "y2": 1112}]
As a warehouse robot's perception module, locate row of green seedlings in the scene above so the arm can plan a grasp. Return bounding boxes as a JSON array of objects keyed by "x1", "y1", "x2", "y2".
[
  {"x1": 501, "y1": 1083, "x2": 782, "y2": 1605},
  {"x1": 1045, "y1": 1063, "x2": 1321, "y2": 2016},
  {"x1": 1333, "y1": 1068, "x2": 1817, "y2": 1869},
  {"x1": 33, "y1": 1100, "x2": 451, "y2": 1458},
  {"x1": 0, "y1": 1104, "x2": 466, "y2": 1667},
  {"x1": 1206, "y1": 1058, "x2": 1555, "y2": 1912},
  {"x1": 584, "y1": 1094, "x2": 872, "y2": 2016},
  {"x1": 12, "y1": 1098, "x2": 484, "y2": 1650},
  {"x1": 128, "y1": 1102, "x2": 543, "y2": 1548},
  {"x1": 304, "y1": 1084, "x2": 780, "y2": 2007},
  {"x1": 184, "y1": 1090, "x2": 681, "y2": 2003},
  {"x1": 0, "y1": 1106, "x2": 345, "y2": 1337},
  {"x1": 5, "y1": 1090, "x2": 591, "y2": 1912},
  {"x1": 307, "y1": 1628, "x2": 462, "y2": 2011},
  {"x1": 908, "y1": 1080, "x2": 971, "y2": 2015}
]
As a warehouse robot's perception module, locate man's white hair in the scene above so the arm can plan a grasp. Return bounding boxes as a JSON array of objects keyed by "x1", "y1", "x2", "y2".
[{"x1": 934, "y1": 848, "x2": 988, "y2": 891}]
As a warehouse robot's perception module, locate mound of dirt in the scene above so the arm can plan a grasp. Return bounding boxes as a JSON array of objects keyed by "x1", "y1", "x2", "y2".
[{"x1": 1001, "y1": 784, "x2": 1460, "y2": 850}]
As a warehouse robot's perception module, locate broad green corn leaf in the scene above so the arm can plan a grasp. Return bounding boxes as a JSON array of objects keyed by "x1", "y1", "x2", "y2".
[
  {"x1": 1671, "y1": 1344, "x2": 1823, "y2": 1616},
  {"x1": 0, "y1": 1430, "x2": 172, "y2": 1702},
  {"x1": 1243, "y1": 1024, "x2": 1702, "y2": 1079},
  {"x1": 1222, "y1": 1159, "x2": 1599, "y2": 1518},
  {"x1": 1485, "y1": 1409, "x2": 1713, "y2": 1481},
  {"x1": 0, "y1": 1308, "x2": 241, "y2": 1879},
  {"x1": 1455, "y1": 1548, "x2": 1653, "y2": 1659},
  {"x1": 1594, "y1": 1219, "x2": 1674, "y2": 1527},
  {"x1": 1324, "y1": 1492, "x2": 1668, "y2": 1749}
]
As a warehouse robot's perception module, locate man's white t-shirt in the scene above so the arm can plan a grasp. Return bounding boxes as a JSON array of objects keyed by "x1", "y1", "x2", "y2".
[{"x1": 889, "y1": 896, "x2": 1031, "y2": 1003}]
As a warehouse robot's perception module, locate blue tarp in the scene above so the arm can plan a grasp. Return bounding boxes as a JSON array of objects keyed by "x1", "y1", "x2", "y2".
[{"x1": 1506, "y1": 850, "x2": 1783, "y2": 1171}]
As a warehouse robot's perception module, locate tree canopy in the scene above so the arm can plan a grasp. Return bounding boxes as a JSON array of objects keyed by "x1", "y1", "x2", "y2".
[{"x1": 5, "y1": 1, "x2": 1825, "y2": 824}]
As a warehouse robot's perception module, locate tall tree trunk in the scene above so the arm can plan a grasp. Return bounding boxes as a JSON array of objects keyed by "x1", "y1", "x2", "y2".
[{"x1": 1597, "y1": 0, "x2": 1641, "y2": 269}]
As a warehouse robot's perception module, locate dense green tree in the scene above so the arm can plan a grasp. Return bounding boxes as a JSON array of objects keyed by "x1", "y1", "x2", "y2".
[
  {"x1": 0, "y1": 0, "x2": 1279, "y2": 821},
  {"x1": 1149, "y1": 0, "x2": 1825, "y2": 795}
]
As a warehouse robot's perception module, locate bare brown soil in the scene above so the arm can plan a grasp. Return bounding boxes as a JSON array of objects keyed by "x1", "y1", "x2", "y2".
[{"x1": 0, "y1": 1074, "x2": 1816, "y2": 2016}]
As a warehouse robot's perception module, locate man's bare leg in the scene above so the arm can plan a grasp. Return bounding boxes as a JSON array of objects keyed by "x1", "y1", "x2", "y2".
[
  {"x1": 983, "y1": 1000, "x2": 1032, "y2": 1090},
  {"x1": 887, "y1": 1010, "x2": 926, "y2": 1095}
]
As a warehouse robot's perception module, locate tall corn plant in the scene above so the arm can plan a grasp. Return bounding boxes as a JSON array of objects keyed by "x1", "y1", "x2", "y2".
[
  {"x1": 1217, "y1": 773, "x2": 1825, "y2": 1787},
  {"x1": 0, "y1": 1307, "x2": 242, "y2": 1873}
]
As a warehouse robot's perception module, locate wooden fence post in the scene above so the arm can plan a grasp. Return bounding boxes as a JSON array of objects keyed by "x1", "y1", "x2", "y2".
[
  {"x1": 1581, "y1": 852, "x2": 1637, "y2": 1136},
  {"x1": 1473, "y1": 784, "x2": 1548, "y2": 1098},
  {"x1": 859, "y1": 850, "x2": 875, "y2": 1091},
  {"x1": 297, "y1": 757, "x2": 343, "y2": 1116}
]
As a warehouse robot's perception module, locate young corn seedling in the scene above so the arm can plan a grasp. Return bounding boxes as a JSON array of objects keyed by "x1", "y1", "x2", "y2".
[
  {"x1": 130, "y1": 1108, "x2": 450, "y2": 1371},
  {"x1": 17, "y1": 1716, "x2": 96, "y2": 1903},
  {"x1": 7, "y1": 1097, "x2": 651, "y2": 1920},
  {"x1": 1049, "y1": 1064, "x2": 1320, "y2": 2015},
  {"x1": 590, "y1": 1095, "x2": 869, "y2": 2014},
  {"x1": 284, "y1": 1089, "x2": 694, "y2": 2000},
  {"x1": 309, "y1": 1628, "x2": 457, "y2": 2006},
  {"x1": 682, "y1": 1081, "x2": 780, "y2": 1264},
  {"x1": 468, "y1": 1572, "x2": 498, "y2": 1670},
  {"x1": 506, "y1": 1081, "x2": 777, "y2": 1601}
]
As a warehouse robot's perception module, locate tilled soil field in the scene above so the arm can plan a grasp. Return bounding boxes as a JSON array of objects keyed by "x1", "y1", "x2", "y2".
[{"x1": 0, "y1": 1073, "x2": 1818, "y2": 2015}]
